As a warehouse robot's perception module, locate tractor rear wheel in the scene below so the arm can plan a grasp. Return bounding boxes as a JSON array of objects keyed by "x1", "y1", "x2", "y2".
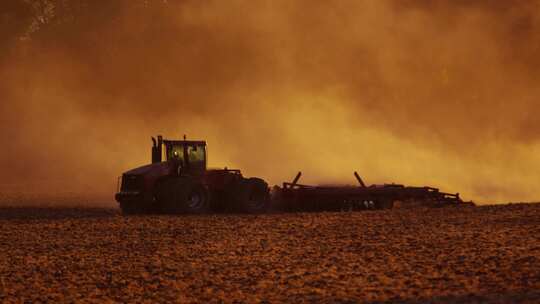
[
  {"x1": 156, "y1": 177, "x2": 210, "y2": 214},
  {"x1": 237, "y1": 178, "x2": 270, "y2": 213}
]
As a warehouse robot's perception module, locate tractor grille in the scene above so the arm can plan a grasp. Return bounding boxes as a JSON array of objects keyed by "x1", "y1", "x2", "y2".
[{"x1": 121, "y1": 175, "x2": 142, "y2": 192}]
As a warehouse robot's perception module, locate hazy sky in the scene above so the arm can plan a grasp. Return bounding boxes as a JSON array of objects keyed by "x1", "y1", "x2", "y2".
[{"x1": 1, "y1": 0, "x2": 539, "y2": 203}]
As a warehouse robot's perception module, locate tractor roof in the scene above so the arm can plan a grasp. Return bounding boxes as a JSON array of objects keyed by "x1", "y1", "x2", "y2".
[{"x1": 163, "y1": 139, "x2": 206, "y2": 146}]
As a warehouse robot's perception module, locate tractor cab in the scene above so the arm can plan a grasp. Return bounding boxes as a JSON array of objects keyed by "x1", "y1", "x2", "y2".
[
  {"x1": 117, "y1": 134, "x2": 269, "y2": 215},
  {"x1": 152, "y1": 135, "x2": 207, "y2": 172}
]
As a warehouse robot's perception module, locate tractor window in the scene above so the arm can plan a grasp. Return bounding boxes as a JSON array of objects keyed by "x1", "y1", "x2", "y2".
[
  {"x1": 188, "y1": 145, "x2": 206, "y2": 169},
  {"x1": 167, "y1": 145, "x2": 184, "y2": 162}
]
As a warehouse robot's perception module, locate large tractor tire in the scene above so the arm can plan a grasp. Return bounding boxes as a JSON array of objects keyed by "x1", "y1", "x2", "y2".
[
  {"x1": 236, "y1": 178, "x2": 270, "y2": 214},
  {"x1": 156, "y1": 177, "x2": 210, "y2": 214}
]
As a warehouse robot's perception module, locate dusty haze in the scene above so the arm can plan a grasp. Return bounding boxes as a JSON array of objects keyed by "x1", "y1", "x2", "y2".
[{"x1": 1, "y1": 0, "x2": 539, "y2": 204}]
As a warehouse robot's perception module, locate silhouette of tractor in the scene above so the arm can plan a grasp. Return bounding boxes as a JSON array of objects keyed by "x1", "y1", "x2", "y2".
[{"x1": 115, "y1": 135, "x2": 269, "y2": 214}]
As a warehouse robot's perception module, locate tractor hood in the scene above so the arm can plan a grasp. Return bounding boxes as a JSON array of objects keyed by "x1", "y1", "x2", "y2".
[{"x1": 123, "y1": 161, "x2": 172, "y2": 177}]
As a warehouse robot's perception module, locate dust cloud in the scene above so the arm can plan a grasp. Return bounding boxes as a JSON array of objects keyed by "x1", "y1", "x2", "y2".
[{"x1": 1, "y1": 0, "x2": 539, "y2": 204}]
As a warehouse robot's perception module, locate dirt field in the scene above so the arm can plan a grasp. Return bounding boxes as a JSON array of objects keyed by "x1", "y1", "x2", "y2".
[{"x1": 0, "y1": 204, "x2": 539, "y2": 303}]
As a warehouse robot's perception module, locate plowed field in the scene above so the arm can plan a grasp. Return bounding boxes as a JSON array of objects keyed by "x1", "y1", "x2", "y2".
[{"x1": 1, "y1": 204, "x2": 539, "y2": 303}]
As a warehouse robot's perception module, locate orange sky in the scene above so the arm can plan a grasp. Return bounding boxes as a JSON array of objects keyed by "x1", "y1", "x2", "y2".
[{"x1": 1, "y1": 1, "x2": 539, "y2": 204}]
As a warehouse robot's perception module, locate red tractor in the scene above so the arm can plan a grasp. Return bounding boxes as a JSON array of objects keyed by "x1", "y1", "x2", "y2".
[{"x1": 115, "y1": 135, "x2": 269, "y2": 214}]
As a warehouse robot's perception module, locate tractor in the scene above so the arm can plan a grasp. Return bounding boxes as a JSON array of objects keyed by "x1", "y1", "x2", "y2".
[{"x1": 115, "y1": 135, "x2": 269, "y2": 214}]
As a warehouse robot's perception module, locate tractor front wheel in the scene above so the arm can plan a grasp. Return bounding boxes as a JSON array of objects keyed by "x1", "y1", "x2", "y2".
[
  {"x1": 184, "y1": 184, "x2": 211, "y2": 214},
  {"x1": 156, "y1": 178, "x2": 210, "y2": 214}
]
